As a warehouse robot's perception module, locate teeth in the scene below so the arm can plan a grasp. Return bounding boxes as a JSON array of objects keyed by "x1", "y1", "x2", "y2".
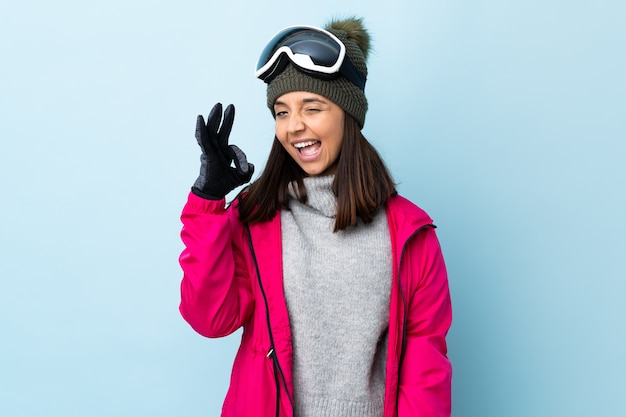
[{"x1": 294, "y1": 140, "x2": 318, "y2": 149}]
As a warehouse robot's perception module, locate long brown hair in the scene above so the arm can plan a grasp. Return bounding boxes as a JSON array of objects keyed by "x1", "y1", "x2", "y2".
[{"x1": 238, "y1": 114, "x2": 396, "y2": 231}]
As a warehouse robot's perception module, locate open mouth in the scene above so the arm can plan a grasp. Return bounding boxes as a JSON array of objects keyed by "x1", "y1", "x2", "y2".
[{"x1": 293, "y1": 140, "x2": 321, "y2": 155}]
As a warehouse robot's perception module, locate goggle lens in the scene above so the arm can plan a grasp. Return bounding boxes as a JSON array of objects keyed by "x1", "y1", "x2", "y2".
[{"x1": 278, "y1": 31, "x2": 341, "y2": 67}]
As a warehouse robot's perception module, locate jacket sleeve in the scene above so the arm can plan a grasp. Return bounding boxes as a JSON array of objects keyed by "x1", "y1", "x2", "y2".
[
  {"x1": 398, "y1": 227, "x2": 452, "y2": 417},
  {"x1": 178, "y1": 192, "x2": 254, "y2": 338}
]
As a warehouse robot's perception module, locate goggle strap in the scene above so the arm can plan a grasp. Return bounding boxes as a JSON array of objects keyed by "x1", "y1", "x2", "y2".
[{"x1": 339, "y1": 55, "x2": 366, "y2": 91}]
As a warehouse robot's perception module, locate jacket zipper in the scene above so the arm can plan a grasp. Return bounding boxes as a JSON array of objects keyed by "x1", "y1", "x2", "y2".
[{"x1": 245, "y1": 224, "x2": 293, "y2": 416}]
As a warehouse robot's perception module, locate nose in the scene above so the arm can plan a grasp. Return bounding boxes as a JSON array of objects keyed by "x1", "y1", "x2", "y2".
[{"x1": 287, "y1": 112, "x2": 305, "y2": 134}]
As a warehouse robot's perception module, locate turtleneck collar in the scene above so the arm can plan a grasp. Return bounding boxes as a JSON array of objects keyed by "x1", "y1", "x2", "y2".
[{"x1": 288, "y1": 175, "x2": 337, "y2": 218}]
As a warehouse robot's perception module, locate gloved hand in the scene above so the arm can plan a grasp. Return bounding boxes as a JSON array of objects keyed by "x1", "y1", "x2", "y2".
[{"x1": 191, "y1": 103, "x2": 254, "y2": 200}]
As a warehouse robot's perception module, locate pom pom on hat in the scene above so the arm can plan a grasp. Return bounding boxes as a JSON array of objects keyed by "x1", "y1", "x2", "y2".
[{"x1": 325, "y1": 17, "x2": 371, "y2": 61}]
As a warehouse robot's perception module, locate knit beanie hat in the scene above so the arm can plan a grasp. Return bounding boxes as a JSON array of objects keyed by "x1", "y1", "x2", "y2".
[{"x1": 265, "y1": 17, "x2": 371, "y2": 128}]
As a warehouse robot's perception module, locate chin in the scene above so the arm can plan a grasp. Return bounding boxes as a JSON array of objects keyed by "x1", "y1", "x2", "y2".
[{"x1": 301, "y1": 166, "x2": 334, "y2": 177}]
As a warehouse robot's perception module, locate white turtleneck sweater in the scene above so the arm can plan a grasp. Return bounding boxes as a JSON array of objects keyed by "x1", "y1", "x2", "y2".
[{"x1": 281, "y1": 175, "x2": 392, "y2": 417}]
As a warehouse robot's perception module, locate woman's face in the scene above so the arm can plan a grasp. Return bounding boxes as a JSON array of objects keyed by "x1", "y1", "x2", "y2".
[{"x1": 274, "y1": 91, "x2": 345, "y2": 176}]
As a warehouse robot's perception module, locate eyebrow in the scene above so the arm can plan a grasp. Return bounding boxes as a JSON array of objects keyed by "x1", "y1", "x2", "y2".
[
  {"x1": 274, "y1": 97, "x2": 328, "y2": 107},
  {"x1": 303, "y1": 97, "x2": 327, "y2": 104}
]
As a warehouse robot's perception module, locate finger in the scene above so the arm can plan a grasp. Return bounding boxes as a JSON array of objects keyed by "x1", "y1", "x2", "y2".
[
  {"x1": 243, "y1": 163, "x2": 254, "y2": 181},
  {"x1": 217, "y1": 104, "x2": 236, "y2": 149},
  {"x1": 195, "y1": 115, "x2": 206, "y2": 145},
  {"x1": 206, "y1": 102, "x2": 223, "y2": 138},
  {"x1": 229, "y1": 145, "x2": 254, "y2": 180}
]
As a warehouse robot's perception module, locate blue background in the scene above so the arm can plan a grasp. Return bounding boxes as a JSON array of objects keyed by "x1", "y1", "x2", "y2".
[{"x1": 1, "y1": 1, "x2": 624, "y2": 416}]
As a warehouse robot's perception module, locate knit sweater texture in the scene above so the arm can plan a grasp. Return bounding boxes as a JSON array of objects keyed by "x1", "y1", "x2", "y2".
[{"x1": 281, "y1": 175, "x2": 392, "y2": 417}]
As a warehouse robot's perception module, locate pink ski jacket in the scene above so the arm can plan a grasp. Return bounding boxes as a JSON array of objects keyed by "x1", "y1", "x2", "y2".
[{"x1": 179, "y1": 191, "x2": 452, "y2": 417}]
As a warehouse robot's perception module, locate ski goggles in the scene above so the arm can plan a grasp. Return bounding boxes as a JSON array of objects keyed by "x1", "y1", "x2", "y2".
[{"x1": 255, "y1": 25, "x2": 366, "y2": 91}]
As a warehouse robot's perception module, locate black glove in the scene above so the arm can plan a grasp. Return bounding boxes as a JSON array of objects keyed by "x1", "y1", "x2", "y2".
[{"x1": 191, "y1": 103, "x2": 254, "y2": 200}]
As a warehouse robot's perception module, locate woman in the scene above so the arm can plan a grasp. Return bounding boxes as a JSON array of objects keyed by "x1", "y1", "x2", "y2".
[{"x1": 179, "y1": 17, "x2": 452, "y2": 417}]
